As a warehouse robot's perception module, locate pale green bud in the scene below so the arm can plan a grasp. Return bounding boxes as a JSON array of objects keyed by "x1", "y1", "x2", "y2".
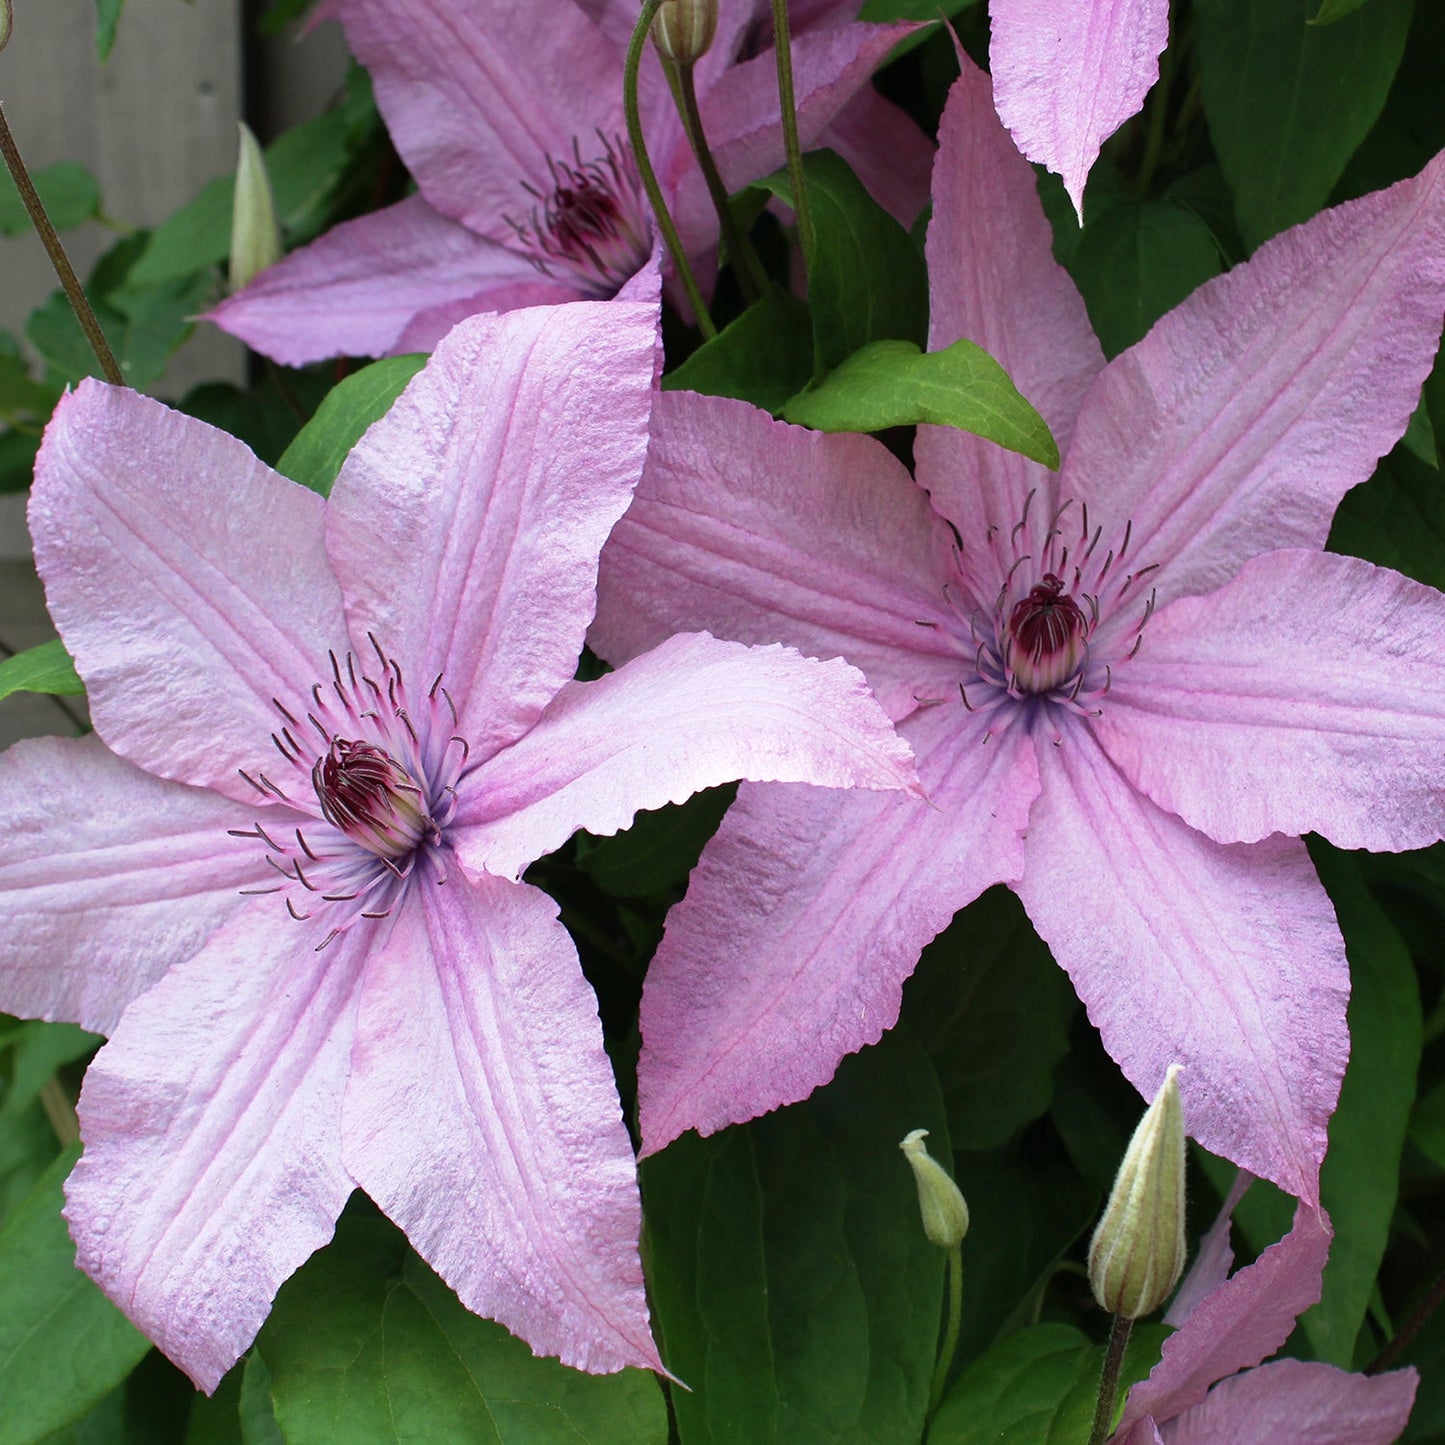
[
  {"x1": 228, "y1": 122, "x2": 282, "y2": 294},
  {"x1": 1088, "y1": 1064, "x2": 1187, "y2": 1320},
  {"x1": 900, "y1": 1128, "x2": 969, "y2": 1250},
  {"x1": 0, "y1": 0, "x2": 11, "y2": 52},
  {"x1": 651, "y1": 0, "x2": 718, "y2": 68}
]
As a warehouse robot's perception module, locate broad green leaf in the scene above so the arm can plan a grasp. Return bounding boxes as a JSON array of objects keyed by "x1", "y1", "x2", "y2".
[
  {"x1": 0, "y1": 162, "x2": 101, "y2": 238},
  {"x1": 1312, "y1": 0, "x2": 1374, "y2": 20},
  {"x1": 903, "y1": 888, "x2": 1075, "y2": 1151},
  {"x1": 0, "y1": 429, "x2": 38, "y2": 493},
  {"x1": 1068, "y1": 199, "x2": 1223, "y2": 358},
  {"x1": 662, "y1": 286, "x2": 813, "y2": 413},
  {"x1": 757, "y1": 150, "x2": 928, "y2": 369},
  {"x1": 260, "y1": 1207, "x2": 665, "y2": 1445},
  {"x1": 239, "y1": 1352, "x2": 284, "y2": 1445},
  {"x1": 1410, "y1": 1076, "x2": 1445, "y2": 1173},
  {"x1": 0, "y1": 640, "x2": 84, "y2": 700},
  {"x1": 574, "y1": 785, "x2": 735, "y2": 899},
  {"x1": 0, "y1": 1147, "x2": 150, "y2": 1445},
  {"x1": 1329, "y1": 443, "x2": 1445, "y2": 592},
  {"x1": 643, "y1": 1027, "x2": 948, "y2": 1443},
  {"x1": 1195, "y1": 0, "x2": 1413, "y2": 248},
  {"x1": 275, "y1": 355, "x2": 427, "y2": 497},
  {"x1": 0, "y1": 353, "x2": 56, "y2": 426},
  {"x1": 782, "y1": 339, "x2": 1059, "y2": 467},
  {"x1": 0, "y1": 1022, "x2": 98, "y2": 1119},
  {"x1": 93, "y1": 0, "x2": 124, "y2": 59}
]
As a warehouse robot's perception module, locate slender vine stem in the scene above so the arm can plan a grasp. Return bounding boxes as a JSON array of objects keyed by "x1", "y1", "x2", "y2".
[
  {"x1": 926, "y1": 1243, "x2": 964, "y2": 1421},
  {"x1": 1088, "y1": 1314, "x2": 1134, "y2": 1445},
  {"x1": 769, "y1": 0, "x2": 815, "y2": 276},
  {"x1": 624, "y1": 0, "x2": 717, "y2": 338},
  {"x1": 0, "y1": 103, "x2": 123, "y2": 385},
  {"x1": 1368, "y1": 1261, "x2": 1445, "y2": 1376}
]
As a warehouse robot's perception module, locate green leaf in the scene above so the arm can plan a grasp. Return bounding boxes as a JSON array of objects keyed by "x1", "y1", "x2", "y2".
[
  {"x1": 0, "y1": 429, "x2": 39, "y2": 494},
  {"x1": 0, "y1": 162, "x2": 101, "y2": 238},
  {"x1": 0, "y1": 640, "x2": 84, "y2": 700},
  {"x1": 93, "y1": 0, "x2": 124, "y2": 59},
  {"x1": 1328, "y1": 443, "x2": 1445, "y2": 592},
  {"x1": 574, "y1": 785, "x2": 735, "y2": 899},
  {"x1": 782, "y1": 339, "x2": 1059, "y2": 467},
  {"x1": 0, "y1": 1147, "x2": 151, "y2": 1445},
  {"x1": 662, "y1": 286, "x2": 814, "y2": 413},
  {"x1": 259, "y1": 1207, "x2": 666, "y2": 1444},
  {"x1": 643, "y1": 1027, "x2": 948, "y2": 1443},
  {"x1": 1409, "y1": 1076, "x2": 1445, "y2": 1173},
  {"x1": 1068, "y1": 199, "x2": 1223, "y2": 358},
  {"x1": 1195, "y1": 0, "x2": 1414, "y2": 248},
  {"x1": 756, "y1": 150, "x2": 928, "y2": 370},
  {"x1": 275, "y1": 355, "x2": 427, "y2": 497},
  {"x1": 0, "y1": 353, "x2": 58, "y2": 428},
  {"x1": 0, "y1": 1022, "x2": 99, "y2": 1120},
  {"x1": 1311, "y1": 0, "x2": 1374, "y2": 21}
]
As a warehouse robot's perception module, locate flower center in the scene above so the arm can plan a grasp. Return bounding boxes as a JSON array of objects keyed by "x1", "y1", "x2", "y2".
[
  {"x1": 314, "y1": 738, "x2": 435, "y2": 861},
  {"x1": 1007, "y1": 574, "x2": 1088, "y2": 694}
]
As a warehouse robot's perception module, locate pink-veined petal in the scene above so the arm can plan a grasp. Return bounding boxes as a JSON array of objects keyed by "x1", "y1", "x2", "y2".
[
  {"x1": 343, "y1": 869, "x2": 660, "y2": 1373},
  {"x1": 453, "y1": 632, "x2": 920, "y2": 883},
  {"x1": 989, "y1": 0, "x2": 1169, "y2": 220},
  {"x1": 1160, "y1": 1358, "x2": 1418, "y2": 1444},
  {"x1": 64, "y1": 902, "x2": 366, "y2": 1391},
  {"x1": 1164, "y1": 1170, "x2": 1252, "y2": 1329},
  {"x1": 327, "y1": 299, "x2": 657, "y2": 761},
  {"x1": 336, "y1": 0, "x2": 624, "y2": 239},
  {"x1": 0, "y1": 735, "x2": 270, "y2": 1035},
  {"x1": 1062, "y1": 148, "x2": 1445, "y2": 611},
  {"x1": 1096, "y1": 549, "x2": 1445, "y2": 852},
  {"x1": 209, "y1": 197, "x2": 574, "y2": 366},
  {"x1": 593, "y1": 389, "x2": 963, "y2": 722},
  {"x1": 636, "y1": 700, "x2": 1038, "y2": 1153},
  {"x1": 31, "y1": 383, "x2": 346, "y2": 804},
  {"x1": 915, "y1": 50, "x2": 1104, "y2": 578},
  {"x1": 1017, "y1": 734, "x2": 1347, "y2": 1203}
]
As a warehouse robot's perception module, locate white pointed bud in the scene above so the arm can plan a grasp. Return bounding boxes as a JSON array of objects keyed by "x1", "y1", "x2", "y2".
[
  {"x1": 900, "y1": 1128, "x2": 969, "y2": 1250},
  {"x1": 651, "y1": 0, "x2": 717, "y2": 68},
  {"x1": 228, "y1": 122, "x2": 282, "y2": 294},
  {"x1": 1089, "y1": 1064, "x2": 1188, "y2": 1320}
]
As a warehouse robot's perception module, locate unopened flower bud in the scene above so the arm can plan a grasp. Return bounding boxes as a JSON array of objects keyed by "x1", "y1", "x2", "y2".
[
  {"x1": 1088, "y1": 1064, "x2": 1187, "y2": 1320},
  {"x1": 228, "y1": 122, "x2": 282, "y2": 293},
  {"x1": 900, "y1": 1128, "x2": 969, "y2": 1250},
  {"x1": 0, "y1": 0, "x2": 12, "y2": 53},
  {"x1": 651, "y1": 0, "x2": 717, "y2": 68}
]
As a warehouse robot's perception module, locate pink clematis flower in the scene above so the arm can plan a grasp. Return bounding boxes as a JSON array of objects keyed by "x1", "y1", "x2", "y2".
[
  {"x1": 1112, "y1": 1194, "x2": 1416, "y2": 1442},
  {"x1": 989, "y1": 0, "x2": 1170, "y2": 220},
  {"x1": 0, "y1": 297, "x2": 919, "y2": 1390},
  {"x1": 208, "y1": 0, "x2": 929, "y2": 365},
  {"x1": 591, "y1": 54, "x2": 1445, "y2": 1207}
]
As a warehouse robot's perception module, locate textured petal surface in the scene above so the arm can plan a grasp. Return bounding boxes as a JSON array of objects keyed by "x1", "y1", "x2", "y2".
[
  {"x1": 343, "y1": 868, "x2": 659, "y2": 1373},
  {"x1": 337, "y1": 0, "x2": 623, "y2": 238},
  {"x1": 208, "y1": 197, "x2": 570, "y2": 366},
  {"x1": 1062, "y1": 149, "x2": 1445, "y2": 611},
  {"x1": 64, "y1": 902, "x2": 365, "y2": 1391},
  {"x1": 455, "y1": 632, "x2": 920, "y2": 883},
  {"x1": 31, "y1": 383, "x2": 346, "y2": 803},
  {"x1": 593, "y1": 389, "x2": 963, "y2": 721},
  {"x1": 989, "y1": 0, "x2": 1169, "y2": 219},
  {"x1": 1097, "y1": 549, "x2": 1445, "y2": 851},
  {"x1": 0, "y1": 735, "x2": 266, "y2": 1035},
  {"x1": 636, "y1": 701, "x2": 1038, "y2": 1152},
  {"x1": 327, "y1": 300, "x2": 657, "y2": 761},
  {"x1": 1017, "y1": 733, "x2": 1347, "y2": 1203},
  {"x1": 1161, "y1": 1359, "x2": 1418, "y2": 1444},
  {"x1": 915, "y1": 51, "x2": 1104, "y2": 577}
]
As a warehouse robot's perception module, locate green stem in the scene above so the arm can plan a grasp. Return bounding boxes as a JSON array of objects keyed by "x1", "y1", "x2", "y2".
[
  {"x1": 1088, "y1": 1314, "x2": 1134, "y2": 1445},
  {"x1": 926, "y1": 1244, "x2": 963, "y2": 1421},
  {"x1": 674, "y1": 62, "x2": 766, "y2": 303},
  {"x1": 0, "y1": 103, "x2": 123, "y2": 386},
  {"x1": 624, "y1": 0, "x2": 716, "y2": 338},
  {"x1": 39, "y1": 1076, "x2": 80, "y2": 1148},
  {"x1": 769, "y1": 0, "x2": 815, "y2": 276}
]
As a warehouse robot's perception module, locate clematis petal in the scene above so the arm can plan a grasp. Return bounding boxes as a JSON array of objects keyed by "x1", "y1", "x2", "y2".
[
  {"x1": 634, "y1": 700, "x2": 1038, "y2": 1154},
  {"x1": 342, "y1": 869, "x2": 660, "y2": 1374},
  {"x1": 453, "y1": 632, "x2": 921, "y2": 883},
  {"x1": 64, "y1": 902, "x2": 365, "y2": 1392},
  {"x1": 31, "y1": 382, "x2": 346, "y2": 803},
  {"x1": 336, "y1": 0, "x2": 624, "y2": 239},
  {"x1": 593, "y1": 389, "x2": 963, "y2": 722},
  {"x1": 989, "y1": 0, "x2": 1169, "y2": 221},
  {"x1": 915, "y1": 49, "x2": 1104, "y2": 577},
  {"x1": 327, "y1": 299, "x2": 657, "y2": 761},
  {"x1": 1062, "y1": 148, "x2": 1445, "y2": 611},
  {"x1": 1096, "y1": 549, "x2": 1445, "y2": 852},
  {"x1": 0, "y1": 735, "x2": 268, "y2": 1035},
  {"x1": 209, "y1": 197, "x2": 577, "y2": 366},
  {"x1": 1159, "y1": 1358, "x2": 1418, "y2": 1444},
  {"x1": 1164, "y1": 1170, "x2": 1251, "y2": 1328},
  {"x1": 1017, "y1": 735, "x2": 1347, "y2": 1204}
]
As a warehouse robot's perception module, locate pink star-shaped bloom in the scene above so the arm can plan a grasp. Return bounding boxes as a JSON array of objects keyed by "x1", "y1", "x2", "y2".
[
  {"x1": 0, "y1": 295, "x2": 919, "y2": 1390},
  {"x1": 990, "y1": 0, "x2": 1170, "y2": 220},
  {"x1": 591, "y1": 54, "x2": 1445, "y2": 1207},
  {"x1": 209, "y1": 0, "x2": 930, "y2": 365}
]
